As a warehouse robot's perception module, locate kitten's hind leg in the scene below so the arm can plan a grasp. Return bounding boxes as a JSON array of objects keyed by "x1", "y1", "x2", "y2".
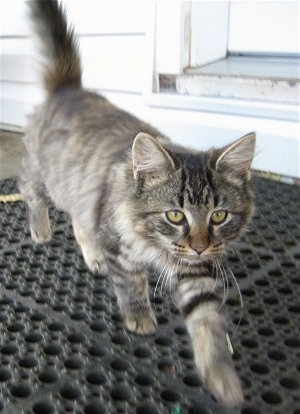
[
  {"x1": 72, "y1": 220, "x2": 108, "y2": 275},
  {"x1": 19, "y1": 175, "x2": 51, "y2": 244}
]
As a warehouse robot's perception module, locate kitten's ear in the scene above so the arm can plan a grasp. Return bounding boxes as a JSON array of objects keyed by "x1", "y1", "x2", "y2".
[
  {"x1": 132, "y1": 132, "x2": 175, "y2": 183},
  {"x1": 216, "y1": 132, "x2": 256, "y2": 179}
]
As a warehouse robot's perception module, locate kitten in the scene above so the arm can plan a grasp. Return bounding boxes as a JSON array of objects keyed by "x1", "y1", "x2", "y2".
[{"x1": 20, "y1": 0, "x2": 256, "y2": 405}]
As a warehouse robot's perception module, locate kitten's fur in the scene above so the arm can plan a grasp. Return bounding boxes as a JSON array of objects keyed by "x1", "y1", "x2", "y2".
[{"x1": 21, "y1": 0, "x2": 256, "y2": 405}]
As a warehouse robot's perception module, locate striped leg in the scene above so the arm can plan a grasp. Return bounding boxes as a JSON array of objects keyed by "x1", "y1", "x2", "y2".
[
  {"x1": 106, "y1": 255, "x2": 157, "y2": 335},
  {"x1": 19, "y1": 173, "x2": 51, "y2": 244},
  {"x1": 176, "y1": 275, "x2": 243, "y2": 406},
  {"x1": 72, "y1": 220, "x2": 108, "y2": 275}
]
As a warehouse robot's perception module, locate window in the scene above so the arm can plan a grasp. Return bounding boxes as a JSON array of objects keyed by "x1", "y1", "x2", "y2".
[{"x1": 151, "y1": 1, "x2": 299, "y2": 120}]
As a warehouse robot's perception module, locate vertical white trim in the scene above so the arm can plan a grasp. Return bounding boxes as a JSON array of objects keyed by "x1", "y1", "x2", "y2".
[
  {"x1": 155, "y1": 1, "x2": 191, "y2": 74},
  {"x1": 190, "y1": 1, "x2": 229, "y2": 67}
]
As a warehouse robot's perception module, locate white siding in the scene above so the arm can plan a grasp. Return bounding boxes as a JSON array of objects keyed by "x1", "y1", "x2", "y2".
[
  {"x1": 0, "y1": 0, "x2": 151, "y2": 125},
  {"x1": 0, "y1": 1, "x2": 299, "y2": 178}
]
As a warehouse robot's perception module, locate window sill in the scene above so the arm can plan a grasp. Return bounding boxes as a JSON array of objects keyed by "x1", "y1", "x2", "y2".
[{"x1": 155, "y1": 56, "x2": 300, "y2": 120}]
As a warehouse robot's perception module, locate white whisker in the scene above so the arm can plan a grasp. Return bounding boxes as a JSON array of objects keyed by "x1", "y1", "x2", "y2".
[{"x1": 226, "y1": 265, "x2": 244, "y2": 337}]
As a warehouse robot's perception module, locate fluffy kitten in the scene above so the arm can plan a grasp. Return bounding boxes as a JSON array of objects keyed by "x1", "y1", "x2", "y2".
[{"x1": 20, "y1": 0, "x2": 256, "y2": 405}]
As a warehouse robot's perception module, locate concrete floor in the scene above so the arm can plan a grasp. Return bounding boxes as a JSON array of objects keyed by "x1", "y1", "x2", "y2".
[{"x1": 0, "y1": 130, "x2": 26, "y2": 180}]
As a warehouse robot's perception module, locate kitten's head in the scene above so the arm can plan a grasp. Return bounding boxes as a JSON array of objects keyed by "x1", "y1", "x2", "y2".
[{"x1": 130, "y1": 132, "x2": 256, "y2": 263}]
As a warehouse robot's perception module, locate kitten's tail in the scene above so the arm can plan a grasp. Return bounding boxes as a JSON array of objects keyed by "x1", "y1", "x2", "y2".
[{"x1": 29, "y1": 0, "x2": 82, "y2": 94}]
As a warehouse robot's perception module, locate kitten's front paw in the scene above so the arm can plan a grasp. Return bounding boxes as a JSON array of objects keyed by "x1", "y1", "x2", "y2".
[
  {"x1": 124, "y1": 310, "x2": 157, "y2": 336},
  {"x1": 204, "y1": 362, "x2": 244, "y2": 406},
  {"x1": 86, "y1": 259, "x2": 108, "y2": 276},
  {"x1": 30, "y1": 226, "x2": 51, "y2": 244}
]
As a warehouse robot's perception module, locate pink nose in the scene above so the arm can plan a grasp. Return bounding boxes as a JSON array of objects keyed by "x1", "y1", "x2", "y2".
[{"x1": 191, "y1": 245, "x2": 208, "y2": 255}]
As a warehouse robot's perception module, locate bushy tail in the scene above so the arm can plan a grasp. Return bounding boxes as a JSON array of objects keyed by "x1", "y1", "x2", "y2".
[{"x1": 29, "y1": 0, "x2": 82, "y2": 94}]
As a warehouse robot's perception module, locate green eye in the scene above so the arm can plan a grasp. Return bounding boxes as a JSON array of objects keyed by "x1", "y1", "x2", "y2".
[
  {"x1": 211, "y1": 210, "x2": 227, "y2": 225},
  {"x1": 166, "y1": 210, "x2": 185, "y2": 225}
]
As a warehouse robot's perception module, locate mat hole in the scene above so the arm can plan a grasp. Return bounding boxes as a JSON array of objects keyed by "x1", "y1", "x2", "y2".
[
  {"x1": 155, "y1": 336, "x2": 172, "y2": 347},
  {"x1": 30, "y1": 313, "x2": 47, "y2": 322},
  {"x1": 111, "y1": 358, "x2": 130, "y2": 371},
  {"x1": 285, "y1": 338, "x2": 300, "y2": 348},
  {"x1": 67, "y1": 333, "x2": 85, "y2": 343},
  {"x1": 39, "y1": 368, "x2": 59, "y2": 383},
  {"x1": 111, "y1": 334, "x2": 129, "y2": 345},
  {"x1": 241, "y1": 407, "x2": 261, "y2": 414},
  {"x1": 157, "y1": 360, "x2": 176, "y2": 374},
  {"x1": 277, "y1": 287, "x2": 293, "y2": 295},
  {"x1": 8, "y1": 322, "x2": 25, "y2": 332},
  {"x1": 92, "y1": 303, "x2": 108, "y2": 312},
  {"x1": 70, "y1": 311, "x2": 87, "y2": 321},
  {"x1": 19, "y1": 355, "x2": 38, "y2": 368},
  {"x1": 133, "y1": 346, "x2": 151, "y2": 359},
  {"x1": 248, "y1": 307, "x2": 264, "y2": 316},
  {"x1": 250, "y1": 364, "x2": 269, "y2": 374},
  {"x1": 255, "y1": 279, "x2": 269, "y2": 286},
  {"x1": 268, "y1": 351, "x2": 286, "y2": 361},
  {"x1": 273, "y1": 316, "x2": 289, "y2": 325},
  {"x1": 264, "y1": 297, "x2": 279, "y2": 305},
  {"x1": 279, "y1": 377, "x2": 299, "y2": 389},
  {"x1": 178, "y1": 348, "x2": 193, "y2": 359},
  {"x1": 110, "y1": 385, "x2": 131, "y2": 401},
  {"x1": 261, "y1": 391, "x2": 282, "y2": 405},
  {"x1": 44, "y1": 344, "x2": 62, "y2": 355},
  {"x1": 241, "y1": 339, "x2": 258, "y2": 348},
  {"x1": 84, "y1": 401, "x2": 106, "y2": 414},
  {"x1": 183, "y1": 373, "x2": 201, "y2": 387},
  {"x1": 90, "y1": 322, "x2": 107, "y2": 333},
  {"x1": 174, "y1": 325, "x2": 188, "y2": 336},
  {"x1": 0, "y1": 368, "x2": 11, "y2": 382},
  {"x1": 86, "y1": 372, "x2": 106, "y2": 385},
  {"x1": 33, "y1": 401, "x2": 55, "y2": 414},
  {"x1": 25, "y1": 333, "x2": 43, "y2": 343},
  {"x1": 241, "y1": 289, "x2": 255, "y2": 297},
  {"x1": 157, "y1": 315, "x2": 169, "y2": 324},
  {"x1": 64, "y1": 358, "x2": 84, "y2": 370},
  {"x1": 11, "y1": 383, "x2": 32, "y2": 398},
  {"x1": 233, "y1": 317, "x2": 249, "y2": 326},
  {"x1": 88, "y1": 345, "x2": 106, "y2": 358},
  {"x1": 268, "y1": 270, "x2": 282, "y2": 277},
  {"x1": 288, "y1": 305, "x2": 300, "y2": 314},
  {"x1": 60, "y1": 384, "x2": 81, "y2": 400},
  {"x1": 135, "y1": 374, "x2": 154, "y2": 386},
  {"x1": 161, "y1": 389, "x2": 181, "y2": 402},
  {"x1": 257, "y1": 328, "x2": 274, "y2": 337},
  {"x1": 136, "y1": 403, "x2": 159, "y2": 414},
  {"x1": 281, "y1": 262, "x2": 295, "y2": 268},
  {"x1": 48, "y1": 322, "x2": 65, "y2": 331},
  {"x1": 1, "y1": 344, "x2": 19, "y2": 355}
]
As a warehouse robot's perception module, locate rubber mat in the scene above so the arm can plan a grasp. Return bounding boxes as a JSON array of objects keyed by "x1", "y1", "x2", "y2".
[{"x1": 0, "y1": 177, "x2": 299, "y2": 414}]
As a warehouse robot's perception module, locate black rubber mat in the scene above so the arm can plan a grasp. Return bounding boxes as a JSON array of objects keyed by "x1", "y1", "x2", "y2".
[{"x1": 0, "y1": 177, "x2": 299, "y2": 414}]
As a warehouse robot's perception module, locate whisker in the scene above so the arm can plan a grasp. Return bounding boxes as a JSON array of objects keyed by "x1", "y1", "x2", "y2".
[
  {"x1": 215, "y1": 258, "x2": 227, "y2": 306},
  {"x1": 154, "y1": 261, "x2": 168, "y2": 299},
  {"x1": 226, "y1": 265, "x2": 244, "y2": 337}
]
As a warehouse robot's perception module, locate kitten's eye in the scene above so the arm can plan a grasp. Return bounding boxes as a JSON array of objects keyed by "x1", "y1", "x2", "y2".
[
  {"x1": 166, "y1": 210, "x2": 185, "y2": 225},
  {"x1": 211, "y1": 210, "x2": 227, "y2": 225}
]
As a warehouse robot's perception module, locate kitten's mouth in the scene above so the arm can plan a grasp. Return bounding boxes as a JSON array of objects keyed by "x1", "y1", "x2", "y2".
[{"x1": 172, "y1": 248, "x2": 224, "y2": 263}]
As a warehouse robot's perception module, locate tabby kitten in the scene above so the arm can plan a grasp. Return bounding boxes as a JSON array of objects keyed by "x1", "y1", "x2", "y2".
[{"x1": 20, "y1": 0, "x2": 256, "y2": 405}]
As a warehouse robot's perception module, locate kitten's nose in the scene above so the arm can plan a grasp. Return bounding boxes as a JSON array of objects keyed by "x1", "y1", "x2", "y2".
[{"x1": 190, "y1": 244, "x2": 208, "y2": 255}]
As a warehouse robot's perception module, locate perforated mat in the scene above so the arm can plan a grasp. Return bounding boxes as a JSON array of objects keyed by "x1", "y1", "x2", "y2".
[{"x1": 0, "y1": 177, "x2": 299, "y2": 414}]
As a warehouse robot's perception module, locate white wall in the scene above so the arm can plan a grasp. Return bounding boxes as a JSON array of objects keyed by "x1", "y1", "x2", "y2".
[{"x1": 0, "y1": 0, "x2": 299, "y2": 178}]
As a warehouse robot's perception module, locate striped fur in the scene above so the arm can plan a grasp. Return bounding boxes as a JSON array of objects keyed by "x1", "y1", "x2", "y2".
[{"x1": 21, "y1": 0, "x2": 256, "y2": 406}]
